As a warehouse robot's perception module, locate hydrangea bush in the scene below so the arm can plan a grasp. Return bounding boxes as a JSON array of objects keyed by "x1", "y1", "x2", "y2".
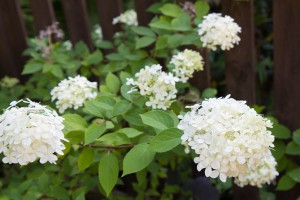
[{"x1": 1, "y1": 1, "x2": 298, "y2": 199}]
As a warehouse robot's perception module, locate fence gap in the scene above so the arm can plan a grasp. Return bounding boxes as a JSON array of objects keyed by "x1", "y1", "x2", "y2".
[
  {"x1": 30, "y1": 0, "x2": 56, "y2": 33},
  {"x1": 61, "y1": 0, "x2": 93, "y2": 50},
  {"x1": 95, "y1": 0, "x2": 122, "y2": 41},
  {"x1": 222, "y1": 0, "x2": 257, "y2": 199},
  {"x1": 0, "y1": 0, "x2": 27, "y2": 78}
]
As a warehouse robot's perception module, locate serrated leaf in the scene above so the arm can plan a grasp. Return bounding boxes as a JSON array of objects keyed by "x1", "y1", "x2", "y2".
[
  {"x1": 276, "y1": 175, "x2": 296, "y2": 191},
  {"x1": 99, "y1": 153, "x2": 119, "y2": 196},
  {"x1": 136, "y1": 36, "x2": 156, "y2": 49},
  {"x1": 78, "y1": 148, "x2": 94, "y2": 171},
  {"x1": 116, "y1": 128, "x2": 143, "y2": 138},
  {"x1": 123, "y1": 143, "x2": 155, "y2": 176},
  {"x1": 286, "y1": 141, "x2": 300, "y2": 155},
  {"x1": 98, "y1": 132, "x2": 131, "y2": 146},
  {"x1": 195, "y1": 1, "x2": 210, "y2": 19},
  {"x1": 131, "y1": 26, "x2": 156, "y2": 37},
  {"x1": 159, "y1": 4, "x2": 182, "y2": 17},
  {"x1": 149, "y1": 128, "x2": 182, "y2": 153},
  {"x1": 287, "y1": 168, "x2": 300, "y2": 183},
  {"x1": 270, "y1": 123, "x2": 291, "y2": 139},
  {"x1": 83, "y1": 50, "x2": 103, "y2": 65},
  {"x1": 272, "y1": 140, "x2": 286, "y2": 160},
  {"x1": 140, "y1": 110, "x2": 177, "y2": 131},
  {"x1": 120, "y1": 72, "x2": 131, "y2": 84},
  {"x1": 51, "y1": 67, "x2": 63, "y2": 78},
  {"x1": 155, "y1": 35, "x2": 168, "y2": 50},
  {"x1": 113, "y1": 100, "x2": 132, "y2": 116},
  {"x1": 293, "y1": 129, "x2": 300, "y2": 145},
  {"x1": 22, "y1": 63, "x2": 42, "y2": 74},
  {"x1": 85, "y1": 123, "x2": 107, "y2": 144},
  {"x1": 202, "y1": 88, "x2": 217, "y2": 99},
  {"x1": 106, "y1": 73, "x2": 120, "y2": 94},
  {"x1": 63, "y1": 114, "x2": 87, "y2": 133}
]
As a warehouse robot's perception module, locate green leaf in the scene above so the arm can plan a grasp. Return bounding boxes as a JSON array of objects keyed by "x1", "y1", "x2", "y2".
[
  {"x1": 116, "y1": 128, "x2": 143, "y2": 138},
  {"x1": 293, "y1": 129, "x2": 300, "y2": 145},
  {"x1": 276, "y1": 175, "x2": 296, "y2": 191},
  {"x1": 270, "y1": 123, "x2": 291, "y2": 139},
  {"x1": 286, "y1": 141, "x2": 300, "y2": 155},
  {"x1": 83, "y1": 50, "x2": 103, "y2": 65},
  {"x1": 155, "y1": 35, "x2": 168, "y2": 50},
  {"x1": 113, "y1": 100, "x2": 132, "y2": 116},
  {"x1": 22, "y1": 62, "x2": 42, "y2": 74},
  {"x1": 49, "y1": 186, "x2": 70, "y2": 200},
  {"x1": 167, "y1": 34, "x2": 184, "y2": 48},
  {"x1": 170, "y1": 12, "x2": 191, "y2": 31},
  {"x1": 106, "y1": 73, "x2": 121, "y2": 94},
  {"x1": 123, "y1": 143, "x2": 155, "y2": 176},
  {"x1": 84, "y1": 101, "x2": 103, "y2": 117},
  {"x1": 97, "y1": 41, "x2": 114, "y2": 49},
  {"x1": 106, "y1": 53, "x2": 124, "y2": 61},
  {"x1": 140, "y1": 110, "x2": 177, "y2": 131},
  {"x1": 120, "y1": 71, "x2": 131, "y2": 84},
  {"x1": 98, "y1": 132, "x2": 131, "y2": 146},
  {"x1": 195, "y1": 1, "x2": 210, "y2": 19},
  {"x1": 288, "y1": 168, "x2": 300, "y2": 183},
  {"x1": 131, "y1": 26, "x2": 156, "y2": 37},
  {"x1": 63, "y1": 114, "x2": 87, "y2": 133},
  {"x1": 202, "y1": 88, "x2": 217, "y2": 99},
  {"x1": 159, "y1": 4, "x2": 182, "y2": 17},
  {"x1": 149, "y1": 128, "x2": 182, "y2": 153},
  {"x1": 99, "y1": 152, "x2": 119, "y2": 196},
  {"x1": 85, "y1": 123, "x2": 107, "y2": 144},
  {"x1": 136, "y1": 36, "x2": 156, "y2": 49},
  {"x1": 51, "y1": 66, "x2": 63, "y2": 78},
  {"x1": 84, "y1": 96, "x2": 116, "y2": 117},
  {"x1": 272, "y1": 140, "x2": 286, "y2": 160},
  {"x1": 75, "y1": 41, "x2": 89, "y2": 56},
  {"x1": 78, "y1": 148, "x2": 94, "y2": 171}
]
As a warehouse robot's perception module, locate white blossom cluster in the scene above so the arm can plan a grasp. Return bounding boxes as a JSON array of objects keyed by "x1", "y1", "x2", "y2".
[
  {"x1": 126, "y1": 64, "x2": 179, "y2": 110},
  {"x1": 0, "y1": 99, "x2": 67, "y2": 165},
  {"x1": 170, "y1": 49, "x2": 204, "y2": 82},
  {"x1": 0, "y1": 76, "x2": 19, "y2": 88},
  {"x1": 112, "y1": 10, "x2": 138, "y2": 26},
  {"x1": 178, "y1": 96, "x2": 275, "y2": 184},
  {"x1": 198, "y1": 13, "x2": 241, "y2": 51},
  {"x1": 234, "y1": 150, "x2": 278, "y2": 187},
  {"x1": 51, "y1": 75, "x2": 98, "y2": 113},
  {"x1": 92, "y1": 24, "x2": 103, "y2": 42}
]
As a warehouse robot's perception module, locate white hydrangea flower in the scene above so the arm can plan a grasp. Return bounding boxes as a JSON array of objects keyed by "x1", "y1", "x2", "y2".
[
  {"x1": 198, "y1": 13, "x2": 241, "y2": 51},
  {"x1": 178, "y1": 95, "x2": 274, "y2": 183},
  {"x1": 0, "y1": 99, "x2": 67, "y2": 165},
  {"x1": 51, "y1": 75, "x2": 98, "y2": 113},
  {"x1": 126, "y1": 64, "x2": 179, "y2": 110},
  {"x1": 170, "y1": 49, "x2": 204, "y2": 82},
  {"x1": 0, "y1": 76, "x2": 19, "y2": 88},
  {"x1": 112, "y1": 10, "x2": 138, "y2": 26},
  {"x1": 234, "y1": 151, "x2": 278, "y2": 187},
  {"x1": 93, "y1": 24, "x2": 103, "y2": 42},
  {"x1": 62, "y1": 40, "x2": 72, "y2": 51}
]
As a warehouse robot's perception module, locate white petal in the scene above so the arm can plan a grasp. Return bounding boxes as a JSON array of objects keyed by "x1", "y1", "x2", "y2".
[{"x1": 205, "y1": 166, "x2": 212, "y2": 177}]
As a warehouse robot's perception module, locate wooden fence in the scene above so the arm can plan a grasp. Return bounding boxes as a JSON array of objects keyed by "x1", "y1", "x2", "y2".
[{"x1": 0, "y1": 0, "x2": 300, "y2": 199}]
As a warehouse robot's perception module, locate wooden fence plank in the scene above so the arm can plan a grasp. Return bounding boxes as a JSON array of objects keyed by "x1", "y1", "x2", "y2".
[
  {"x1": 0, "y1": 0, "x2": 27, "y2": 78},
  {"x1": 222, "y1": 0, "x2": 257, "y2": 199},
  {"x1": 274, "y1": 0, "x2": 300, "y2": 131},
  {"x1": 96, "y1": 0, "x2": 122, "y2": 41},
  {"x1": 134, "y1": 0, "x2": 156, "y2": 26},
  {"x1": 190, "y1": 49, "x2": 211, "y2": 90},
  {"x1": 222, "y1": 0, "x2": 256, "y2": 105},
  {"x1": 30, "y1": 0, "x2": 56, "y2": 33},
  {"x1": 274, "y1": 1, "x2": 300, "y2": 199},
  {"x1": 61, "y1": 0, "x2": 92, "y2": 49}
]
